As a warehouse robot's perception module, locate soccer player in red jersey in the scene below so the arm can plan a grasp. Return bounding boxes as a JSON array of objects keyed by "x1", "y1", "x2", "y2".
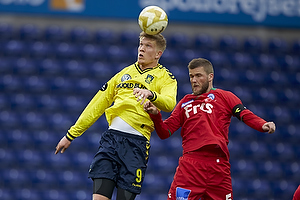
[
  {"x1": 144, "y1": 58, "x2": 276, "y2": 200},
  {"x1": 293, "y1": 185, "x2": 300, "y2": 200}
]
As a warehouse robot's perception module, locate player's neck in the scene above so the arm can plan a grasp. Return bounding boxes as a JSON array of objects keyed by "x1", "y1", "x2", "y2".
[{"x1": 139, "y1": 63, "x2": 157, "y2": 71}]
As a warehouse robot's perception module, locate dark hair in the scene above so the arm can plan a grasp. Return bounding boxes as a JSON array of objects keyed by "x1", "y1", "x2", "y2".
[
  {"x1": 139, "y1": 31, "x2": 167, "y2": 52},
  {"x1": 188, "y1": 58, "x2": 214, "y2": 75}
]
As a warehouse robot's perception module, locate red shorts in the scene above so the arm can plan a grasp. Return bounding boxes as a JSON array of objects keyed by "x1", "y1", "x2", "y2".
[{"x1": 167, "y1": 145, "x2": 233, "y2": 200}]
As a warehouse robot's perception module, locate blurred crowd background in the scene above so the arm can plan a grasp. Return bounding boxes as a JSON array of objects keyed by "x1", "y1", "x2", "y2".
[{"x1": 0, "y1": 1, "x2": 299, "y2": 200}]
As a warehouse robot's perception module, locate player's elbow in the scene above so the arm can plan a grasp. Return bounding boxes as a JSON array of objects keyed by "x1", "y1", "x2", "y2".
[{"x1": 163, "y1": 100, "x2": 176, "y2": 112}]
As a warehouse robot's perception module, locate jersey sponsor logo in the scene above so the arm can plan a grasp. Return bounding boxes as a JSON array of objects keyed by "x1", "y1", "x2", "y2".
[
  {"x1": 181, "y1": 99, "x2": 194, "y2": 108},
  {"x1": 145, "y1": 74, "x2": 154, "y2": 84},
  {"x1": 121, "y1": 74, "x2": 132, "y2": 82},
  {"x1": 100, "y1": 83, "x2": 108, "y2": 91},
  {"x1": 184, "y1": 102, "x2": 213, "y2": 118},
  {"x1": 116, "y1": 82, "x2": 147, "y2": 89},
  {"x1": 176, "y1": 187, "x2": 191, "y2": 200},
  {"x1": 207, "y1": 93, "x2": 215, "y2": 100}
]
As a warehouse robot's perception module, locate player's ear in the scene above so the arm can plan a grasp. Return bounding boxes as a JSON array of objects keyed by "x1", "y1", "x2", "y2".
[
  {"x1": 208, "y1": 73, "x2": 214, "y2": 82},
  {"x1": 155, "y1": 50, "x2": 163, "y2": 59}
]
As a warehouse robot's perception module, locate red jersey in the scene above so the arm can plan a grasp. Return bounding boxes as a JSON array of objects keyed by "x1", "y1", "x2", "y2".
[{"x1": 150, "y1": 88, "x2": 267, "y2": 160}]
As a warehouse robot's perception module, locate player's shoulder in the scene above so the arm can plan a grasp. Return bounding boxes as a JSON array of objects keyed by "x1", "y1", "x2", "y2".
[
  {"x1": 155, "y1": 64, "x2": 176, "y2": 80},
  {"x1": 213, "y1": 88, "x2": 240, "y2": 101},
  {"x1": 212, "y1": 88, "x2": 234, "y2": 95}
]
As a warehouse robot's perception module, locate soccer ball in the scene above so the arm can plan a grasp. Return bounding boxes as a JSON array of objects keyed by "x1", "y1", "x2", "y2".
[{"x1": 138, "y1": 6, "x2": 168, "y2": 35}]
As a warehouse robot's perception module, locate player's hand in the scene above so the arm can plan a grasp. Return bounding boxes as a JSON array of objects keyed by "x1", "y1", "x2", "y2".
[
  {"x1": 55, "y1": 136, "x2": 71, "y2": 154},
  {"x1": 143, "y1": 101, "x2": 159, "y2": 115},
  {"x1": 133, "y1": 88, "x2": 153, "y2": 105},
  {"x1": 262, "y1": 122, "x2": 276, "y2": 134}
]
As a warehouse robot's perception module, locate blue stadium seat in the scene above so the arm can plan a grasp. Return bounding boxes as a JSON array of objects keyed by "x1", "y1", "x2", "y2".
[
  {"x1": 14, "y1": 188, "x2": 41, "y2": 200},
  {"x1": 41, "y1": 189, "x2": 69, "y2": 200},
  {"x1": 93, "y1": 28, "x2": 118, "y2": 45},
  {"x1": 43, "y1": 25, "x2": 66, "y2": 43},
  {"x1": 63, "y1": 60, "x2": 89, "y2": 77},
  {"x1": 61, "y1": 95, "x2": 87, "y2": 113},
  {"x1": 291, "y1": 39, "x2": 300, "y2": 55},
  {"x1": 89, "y1": 61, "x2": 115, "y2": 79},
  {"x1": 180, "y1": 48, "x2": 206, "y2": 64},
  {"x1": 38, "y1": 58, "x2": 62, "y2": 76},
  {"x1": 69, "y1": 151, "x2": 94, "y2": 170},
  {"x1": 0, "y1": 94, "x2": 10, "y2": 115},
  {"x1": 9, "y1": 93, "x2": 35, "y2": 111},
  {"x1": 243, "y1": 36, "x2": 263, "y2": 53},
  {"x1": 219, "y1": 35, "x2": 239, "y2": 52},
  {"x1": 106, "y1": 45, "x2": 132, "y2": 63},
  {"x1": 194, "y1": 33, "x2": 215, "y2": 50},
  {"x1": 69, "y1": 26, "x2": 91, "y2": 44},
  {"x1": 231, "y1": 177, "x2": 248, "y2": 197},
  {"x1": 19, "y1": 24, "x2": 42, "y2": 42},
  {"x1": 3, "y1": 40, "x2": 26, "y2": 57},
  {"x1": 20, "y1": 111, "x2": 47, "y2": 130},
  {"x1": 268, "y1": 37, "x2": 288, "y2": 55},
  {"x1": 54, "y1": 42, "x2": 80, "y2": 59},
  {"x1": 257, "y1": 161, "x2": 283, "y2": 179},
  {"x1": 244, "y1": 141, "x2": 270, "y2": 160},
  {"x1": 43, "y1": 151, "x2": 72, "y2": 169},
  {"x1": 168, "y1": 65, "x2": 188, "y2": 82},
  {"x1": 0, "y1": 110, "x2": 21, "y2": 129},
  {"x1": 0, "y1": 23, "x2": 14, "y2": 41},
  {"x1": 232, "y1": 86, "x2": 253, "y2": 104},
  {"x1": 46, "y1": 112, "x2": 74, "y2": 131},
  {"x1": 23, "y1": 75, "x2": 49, "y2": 93},
  {"x1": 270, "y1": 142, "x2": 296, "y2": 162},
  {"x1": 207, "y1": 51, "x2": 230, "y2": 68},
  {"x1": 229, "y1": 52, "x2": 255, "y2": 69},
  {"x1": 0, "y1": 57, "x2": 13, "y2": 74},
  {"x1": 57, "y1": 170, "x2": 88, "y2": 189},
  {"x1": 253, "y1": 87, "x2": 278, "y2": 105},
  {"x1": 74, "y1": 78, "x2": 100, "y2": 95},
  {"x1": 36, "y1": 94, "x2": 61, "y2": 111},
  {"x1": 80, "y1": 43, "x2": 105, "y2": 61},
  {"x1": 148, "y1": 155, "x2": 178, "y2": 173},
  {"x1": 119, "y1": 30, "x2": 139, "y2": 47},
  {"x1": 0, "y1": 188, "x2": 14, "y2": 200},
  {"x1": 231, "y1": 159, "x2": 257, "y2": 178},
  {"x1": 253, "y1": 53, "x2": 279, "y2": 71},
  {"x1": 247, "y1": 179, "x2": 271, "y2": 199},
  {"x1": 2, "y1": 168, "x2": 29, "y2": 188},
  {"x1": 0, "y1": 147, "x2": 15, "y2": 167},
  {"x1": 17, "y1": 149, "x2": 43, "y2": 167},
  {"x1": 50, "y1": 76, "x2": 74, "y2": 93},
  {"x1": 142, "y1": 173, "x2": 172, "y2": 193},
  {"x1": 159, "y1": 49, "x2": 179, "y2": 65},
  {"x1": 12, "y1": 57, "x2": 37, "y2": 75},
  {"x1": 272, "y1": 180, "x2": 299, "y2": 199},
  {"x1": 277, "y1": 54, "x2": 300, "y2": 73},
  {"x1": 29, "y1": 41, "x2": 54, "y2": 59},
  {"x1": 168, "y1": 32, "x2": 190, "y2": 49}
]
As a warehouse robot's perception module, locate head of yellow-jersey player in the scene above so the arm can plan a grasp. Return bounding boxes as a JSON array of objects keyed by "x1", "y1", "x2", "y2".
[{"x1": 137, "y1": 31, "x2": 166, "y2": 70}]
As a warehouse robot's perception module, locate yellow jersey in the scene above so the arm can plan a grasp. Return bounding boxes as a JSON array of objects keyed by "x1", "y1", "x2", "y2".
[{"x1": 67, "y1": 62, "x2": 177, "y2": 141}]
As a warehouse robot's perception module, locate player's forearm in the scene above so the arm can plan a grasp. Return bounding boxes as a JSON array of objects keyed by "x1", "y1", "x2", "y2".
[
  {"x1": 241, "y1": 110, "x2": 267, "y2": 132},
  {"x1": 149, "y1": 112, "x2": 172, "y2": 139},
  {"x1": 151, "y1": 93, "x2": 176, "y2": 112}
]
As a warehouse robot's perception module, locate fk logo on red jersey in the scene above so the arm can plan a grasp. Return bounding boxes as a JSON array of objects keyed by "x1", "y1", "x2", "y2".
[{"x1": 184, "y1": 103, "x2": 213, "y2": 118}]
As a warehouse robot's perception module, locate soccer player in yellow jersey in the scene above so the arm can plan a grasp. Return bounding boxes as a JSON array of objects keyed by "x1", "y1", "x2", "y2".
[{"x1": 55, "y1": 31, "x2": 177, "y2": 200}]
